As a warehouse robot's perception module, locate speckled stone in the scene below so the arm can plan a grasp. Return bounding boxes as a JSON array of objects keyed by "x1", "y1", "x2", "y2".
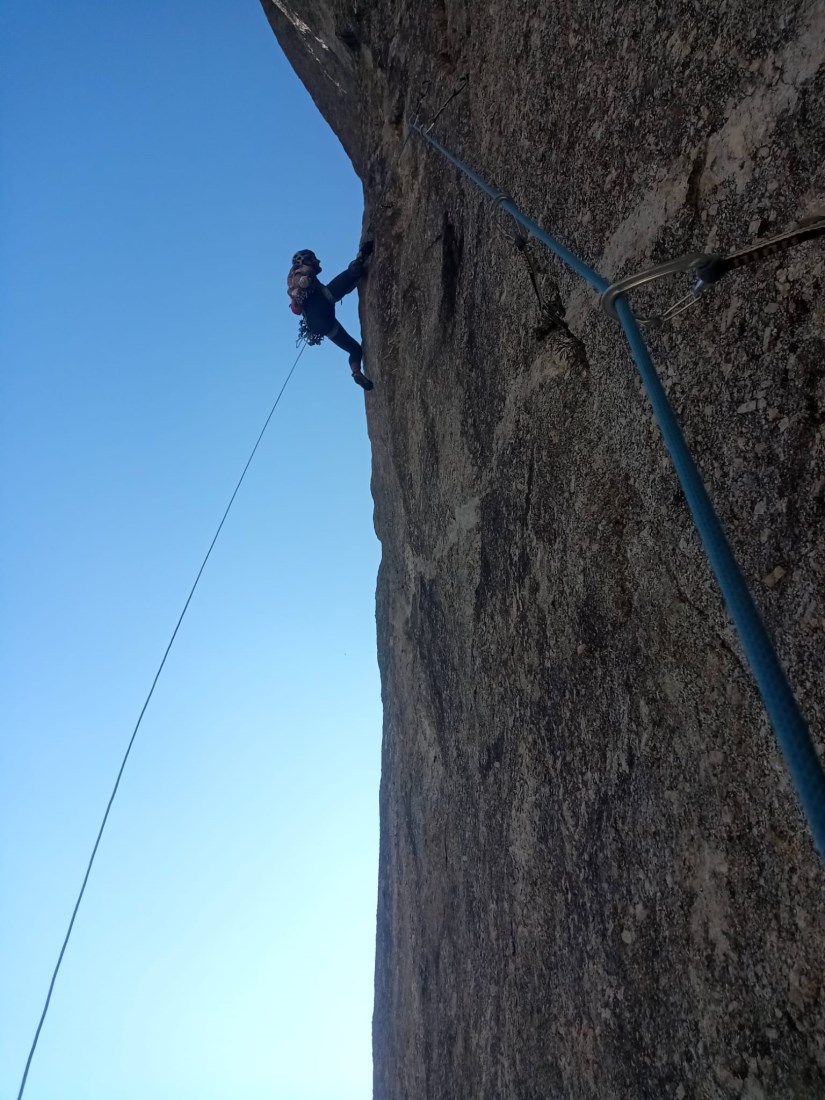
[{"x1": 261, "y1": 2, "x2": 825, "y2": 1096}]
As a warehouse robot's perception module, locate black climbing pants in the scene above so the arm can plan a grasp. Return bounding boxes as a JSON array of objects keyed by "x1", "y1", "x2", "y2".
[
  {"x1": 325, "y1": 266, "x2": 362, "y2": 302},
  {"x1": 326, "y1": 322, "x2": 362, "y2": 362},
  {"x1": 301, "y1": 258, "x2": 365, "y2": 362}
]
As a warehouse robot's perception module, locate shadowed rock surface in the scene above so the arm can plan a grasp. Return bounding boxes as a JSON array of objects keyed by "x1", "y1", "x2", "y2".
[{"x1": 260, "y1": 2, "x2": 825, "y2": 1096}]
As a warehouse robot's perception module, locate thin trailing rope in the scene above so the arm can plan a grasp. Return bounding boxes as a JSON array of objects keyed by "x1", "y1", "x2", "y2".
[
  {"x1": 365, "y1": 82, "x2": 430, "y2": 234},
  {"x1": 16, "y1": 341, "x2": 306, "y2": 1100},
  {"x1": 710, "y1": 213, "x2": 825, "y2": 279},
  {"x1": 420, "y1": 73, "x2": 468, "y2": 135},
  {"x1": 513, "y1": 234, "x2": 546, "y2": 310},
  {"x1": 366, "y1": 76, "x2": 467, "y2": 233}
]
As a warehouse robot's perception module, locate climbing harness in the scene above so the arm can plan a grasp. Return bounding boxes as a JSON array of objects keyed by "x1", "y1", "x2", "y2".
[
  {"x1": 411, "y1": 120, "x2": 825, "y2": 862},
  {"x1": 601, "y1": 213, "x2": 825, "y2": 325},
  {"x1": 15, "y1": 344, "x2": 307, "y2": 1100}
]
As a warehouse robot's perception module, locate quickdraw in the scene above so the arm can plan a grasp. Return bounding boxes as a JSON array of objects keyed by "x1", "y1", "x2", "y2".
[
  {"x1": 369, "y1": 75, "x2": 468, "y2": 227},
  {"x1": 600, "y1": 212, "x2": 825, "y2": 326}
]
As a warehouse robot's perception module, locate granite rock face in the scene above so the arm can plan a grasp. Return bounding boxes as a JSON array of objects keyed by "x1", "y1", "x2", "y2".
[{"x1": 260, "y1": 2, "x2": 825, "y2": 1096}]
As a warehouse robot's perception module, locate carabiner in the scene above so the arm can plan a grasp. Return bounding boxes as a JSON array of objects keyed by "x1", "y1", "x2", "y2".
[
  {"x1": 600, "y1": 212, "x2": 825, "y2": 326},
  {"x1": 599, "y1": 252, "x2": 714, "y2": 325}
]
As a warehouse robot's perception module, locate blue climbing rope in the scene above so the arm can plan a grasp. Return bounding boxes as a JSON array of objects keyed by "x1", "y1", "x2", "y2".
[
  {"x1": 413, "y1": 126, "x2": 608, "y2": 292},
  {"x1": 411, "y1": 122, "x2": 825, "y2": 861}
]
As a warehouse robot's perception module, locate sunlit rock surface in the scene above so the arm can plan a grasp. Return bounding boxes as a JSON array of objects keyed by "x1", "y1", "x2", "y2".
[{"x1": 261, "y1": 2, "x2": 825, "y2": 1095}]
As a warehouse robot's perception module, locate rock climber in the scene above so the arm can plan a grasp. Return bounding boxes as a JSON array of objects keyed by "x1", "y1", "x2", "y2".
[{"x1": 287, "y1": 241, "x2": 374, "y2": 390}]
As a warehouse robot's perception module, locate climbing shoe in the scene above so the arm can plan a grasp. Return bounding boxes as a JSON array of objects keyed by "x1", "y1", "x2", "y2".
[
  {"x1": 349, "y1": 353, "x2": 373, "y2": 390},
  {"x1": 352, "y1": 369, "x2": 374, "y2": 391}
]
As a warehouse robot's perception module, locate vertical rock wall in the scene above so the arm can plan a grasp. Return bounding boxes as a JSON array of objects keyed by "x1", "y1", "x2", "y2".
[{"x1": 260, "y1": 2, "x2": 825, "y2": 1096}]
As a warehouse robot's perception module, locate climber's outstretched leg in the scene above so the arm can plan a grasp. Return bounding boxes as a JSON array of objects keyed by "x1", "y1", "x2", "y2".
[
  {"x1": 326, "y1": 268, "x2": 362, "y2": 302},
  {"x1": 328, "y1": 322, "x2": 373, "y2": 391}
]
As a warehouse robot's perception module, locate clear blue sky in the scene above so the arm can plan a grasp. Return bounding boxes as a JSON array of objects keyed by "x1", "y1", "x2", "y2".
[{"x1": 0, "y1": 4, "x2": 380, "y2": 1099}]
